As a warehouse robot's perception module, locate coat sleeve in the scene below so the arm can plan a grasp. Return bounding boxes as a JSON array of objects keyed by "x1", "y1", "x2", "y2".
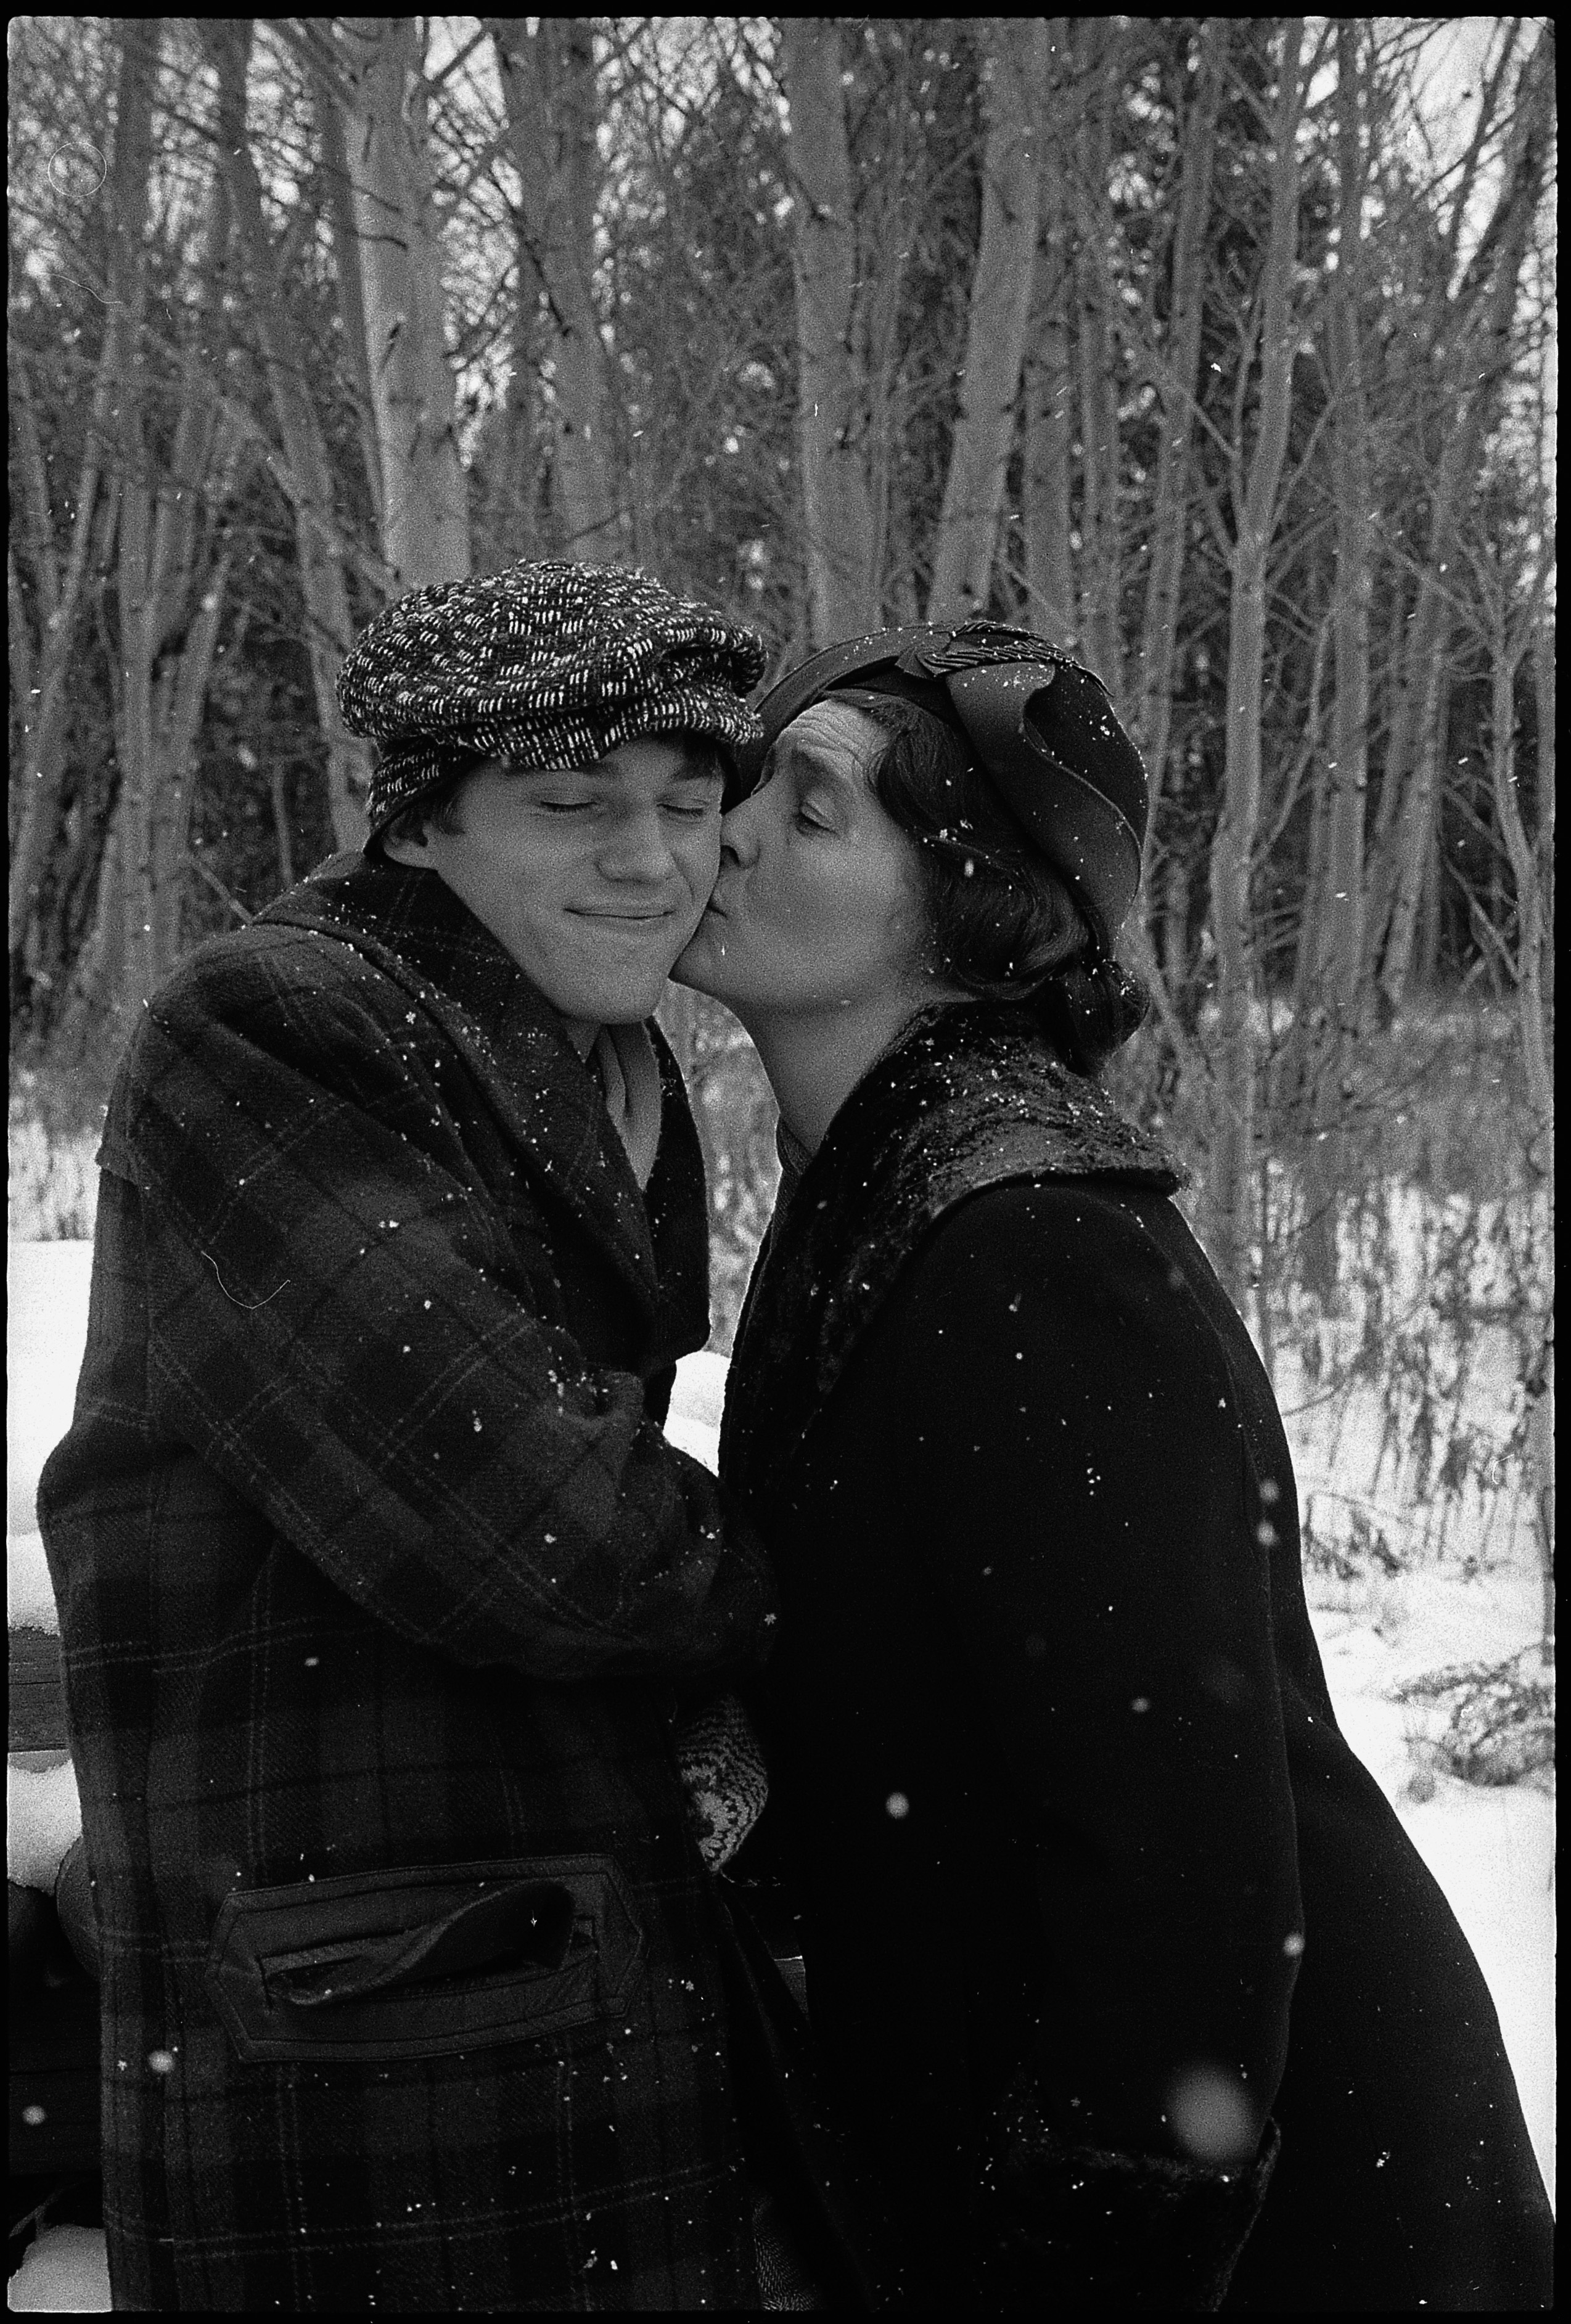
[
  {"x1": 884, "y1": 1183, "x2": 1302, "y2": 2174},
  {"x1": 94, "y1": 944, "x2": 777, "y2": 1685}
]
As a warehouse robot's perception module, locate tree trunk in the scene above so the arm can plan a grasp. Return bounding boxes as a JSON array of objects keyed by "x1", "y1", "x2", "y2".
[
  {"x1": 211, "y1": 19, "x2": 372, "y2": 852},
  {"x1": 492, "y1": 17, "x2": 622, "y2": 561},
  {"x1": 1204, "y1": 20, "x2": 1305, "y2": 1317},
  {"x1": 313, "y1": 73, "x2": 386, "y2": 544},
  {"x1": 1367, "y1": 32, "x2": 1554, "y2": 1014},
  {"x1": 780, "y1": 17, "x2": 876, "y2": 645},
  {"x1": 1133, "y1": 20, "x2": 1226, "y2": 873},
  {"x1": 7, "y1": 22, "x2": 157, "y2": 972},
  {"x1": 1487, "y1": 574, "x2": 1554, "y2": 1658},
  {"x1": 927, "y1": 19, "x2": 1049, "y2": 623},
  {"x1": 1020, "y1": 26, "x2": 1076, "y2": 642},
  {"x1": 1295, "y1": 20, "x2": 1372, "y2": 1302},
  {"x1": 336, "y1": 17, "x2": 469, "y2": 591},
  {"x1": 1073, "y1": 17, "x2": 1123, "y2": 705}
]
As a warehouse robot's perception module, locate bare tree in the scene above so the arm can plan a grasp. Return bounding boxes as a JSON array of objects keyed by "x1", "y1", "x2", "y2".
[
  {"x1": 1203, "y1": 20, "x2": 1309, "y2": 1311},
  {"x1": 8, "y1": 20, "x2": 155, "y2": 973},
  {"x1": 492, "y1": 17, "x2": 623, "y2": 560},
  {"x1": 1289, "y1": 17, "x2": 1374, "y2": 1300},
  {"x1": 1131, "y1": 19, "x2": 1227, "y2": 862},
  {"x1": 211, "y1": 21, "x2": 373, "y2": 852},
  {"x1": 780, "y1": 16, "x2": 876, "y2": 644},
  {"x1": 927, "y1": 18, "x2": 1048, "y2": 622},
  {"x1": 1072, "y1": 17, "x2": 1124, "y2": 702},
  {"x1": 1365, "y1": 30, "x2": 1554, "y2": 1016},
  {"x1": 331, "y1": 17, "x2": 470, "y2": 589},
  {"x1": 60, "y1": 21, "x2": 247, "y2": 1045},
  {"x1": 1019, "y1": 22, "x2": 1077, "y2": 644}
]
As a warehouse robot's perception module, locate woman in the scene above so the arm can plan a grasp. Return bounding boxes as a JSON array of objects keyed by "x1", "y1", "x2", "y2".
[{"x1": 674, "y1": 621, "x2": 1553, "y2": 2312}]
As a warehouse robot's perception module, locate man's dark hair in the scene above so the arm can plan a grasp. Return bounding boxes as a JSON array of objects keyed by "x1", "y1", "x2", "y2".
[
  {"x1": 379, "y1": 768, "x2": 474, "y2": 853},
  {"x1": 839, "y1": 689, "x2": 1149, "y2": 1075},
  {"x1": 377, "y1": 734, "x2": 734, "y2": 854}
]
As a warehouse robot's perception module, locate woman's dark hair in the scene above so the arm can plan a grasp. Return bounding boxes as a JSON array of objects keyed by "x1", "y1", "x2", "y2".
[{"x1": 838, "y1": 687, "x2": 1149, "y2": 1076}]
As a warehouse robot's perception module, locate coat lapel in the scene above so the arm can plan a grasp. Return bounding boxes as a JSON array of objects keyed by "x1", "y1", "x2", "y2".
[{"x1": 259, "y1": 854, "x2": 663, "y2": 1322}]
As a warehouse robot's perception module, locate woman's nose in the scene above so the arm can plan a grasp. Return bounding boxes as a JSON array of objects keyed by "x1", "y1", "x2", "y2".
[{"x1": 719, "y1": 798, "x2": 760, "y2": 865}]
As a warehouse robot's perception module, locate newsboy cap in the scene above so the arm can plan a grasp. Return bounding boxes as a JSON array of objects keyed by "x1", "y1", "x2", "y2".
[{"x1": 338, "y1": 558, "x2": 768, "y2": 839}]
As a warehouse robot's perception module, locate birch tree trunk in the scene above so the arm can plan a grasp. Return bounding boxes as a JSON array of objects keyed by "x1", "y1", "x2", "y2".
[
  {"x1": 1132, "y1": 20, "x2": 1226, "y2": 867},
  {"x1": 927, "y1": 18, "x2": 1048, "y2": 623},
  {"x1": 313, "y1": 75, "x2": 385, "y2": 545},
  {"x1": 7, "y1": 353, "x2": 115, "y2": 973},
  {"x1": 105, "y1": 92, "x2": 244, "y2": 1017},
  {"x1": 68, "y1": 20, "x2": 158, "y2": 1041},
  {"x1": 1020, "y1": 26, "x2": 1076, "y2": 642},
  {"x1": 492, "y1": 17, "x2": 622, "y2": 560},
  {"x1": 1294, "y1": 18, "x2": 1372, "y2": 1301},
  {"x1": 336, "y1": 17, "x2": 469, "y2": 590},
  {"x1": 210, "y1": 20, "x2": 371, "y2": 853},
  {"x1": 781, "y1": 17, "x2": 876, "y2": 645},
  {"x1": 1073, "y1": 17, "x2": 1123, "y2": 704},
  {"x1": 1204, "y1": 20, "x2": 1305, "y2": 1315},
  {"x1": 1485, "y1": 549, "x2": 1554, "y2": 1653}
]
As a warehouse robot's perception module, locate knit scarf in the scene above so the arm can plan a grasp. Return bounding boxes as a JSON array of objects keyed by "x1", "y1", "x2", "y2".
[{"x1": 591, "y1": 1021, "x2": 665, "y2": 1189}]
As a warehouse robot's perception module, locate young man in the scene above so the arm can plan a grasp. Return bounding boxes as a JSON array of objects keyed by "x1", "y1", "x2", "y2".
[{"x1": 38, "y1": 561, "x2": 789, "y2": 2310}]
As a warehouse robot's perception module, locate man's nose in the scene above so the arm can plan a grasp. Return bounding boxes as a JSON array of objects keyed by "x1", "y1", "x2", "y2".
[{"x1": 599, "y1": 805, "x2": 676, "y2": 879}]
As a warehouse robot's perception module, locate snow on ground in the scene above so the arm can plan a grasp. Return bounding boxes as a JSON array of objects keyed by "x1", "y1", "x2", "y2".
[{"x1": 7, "y1": 1238, "x2": 1554, "y2": 2307}]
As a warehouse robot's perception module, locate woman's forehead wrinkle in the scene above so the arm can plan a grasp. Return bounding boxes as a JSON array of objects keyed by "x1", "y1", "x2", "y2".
[{"x1": 777, "y1": 736, "x2": 861, "y2": 796}]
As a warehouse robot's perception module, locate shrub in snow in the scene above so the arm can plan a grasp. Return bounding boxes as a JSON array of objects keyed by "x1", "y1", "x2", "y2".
[
  {"x1": 8, "y1": 1092, "x2": 100, "y2": 1242},
  {"x1": 1395, "y1": 1648, "x2": 1555, "y2": 1788}
]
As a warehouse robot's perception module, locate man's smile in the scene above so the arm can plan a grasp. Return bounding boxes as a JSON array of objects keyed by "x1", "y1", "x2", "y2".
[{"x1": 567, "y1": 905, "x2": 678, "y2": 921}]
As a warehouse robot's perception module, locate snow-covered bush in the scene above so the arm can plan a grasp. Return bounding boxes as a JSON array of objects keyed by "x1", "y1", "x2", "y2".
[
  {"x1": 1395, "y1": 1649, "x2": 1555, "y2": 1789},
  {"x1": 9, "y1": 1072, "x2": 100, "y2": 1242}
]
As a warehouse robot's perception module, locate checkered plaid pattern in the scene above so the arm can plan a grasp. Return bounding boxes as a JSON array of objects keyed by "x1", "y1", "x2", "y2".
[
  {"x1": 38, "y1": 850, "x2": 778, "y2": 2309},
  {"x1": 337, "y1": 559, "x2": 768, "y2": 834}
]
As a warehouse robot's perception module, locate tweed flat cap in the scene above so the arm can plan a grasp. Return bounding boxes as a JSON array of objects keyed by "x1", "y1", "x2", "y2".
[{"x1": 338, "y1": 558, "x2": 768, "y2": 837}]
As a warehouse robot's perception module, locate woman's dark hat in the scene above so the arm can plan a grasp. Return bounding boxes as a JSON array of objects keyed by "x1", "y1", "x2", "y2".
[
  {"x1": 338, "y1": 558, "x2": 768, "y2": 841},
  {"x1": 742, "y1": 621, "x2": 1148, "y2": 946}
]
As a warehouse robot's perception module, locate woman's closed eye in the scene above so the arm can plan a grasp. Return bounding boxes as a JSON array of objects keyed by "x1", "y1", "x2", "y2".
[{"x1": 794, "y1": 788, "x2": 840, "y2": 834}]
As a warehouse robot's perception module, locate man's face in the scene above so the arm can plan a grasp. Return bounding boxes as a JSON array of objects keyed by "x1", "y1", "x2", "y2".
[{"x1": 384, "y1": 739, "x2": 724, "y2": 1038}]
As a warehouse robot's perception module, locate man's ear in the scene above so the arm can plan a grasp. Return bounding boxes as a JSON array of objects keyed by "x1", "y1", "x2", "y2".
[{"x1": 381, "y1": 823, "x2": 431, "y2": 867}]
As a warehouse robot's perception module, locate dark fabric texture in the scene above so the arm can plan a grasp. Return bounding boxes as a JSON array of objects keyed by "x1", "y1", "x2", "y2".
[
  {"x1": 721, "y1": 1002, "x2": 1554, "y2": 2313},
  {"x1": 37, "y1": 849, "x2": 782, "y2": 2312},
  {"x1": 336, "y1": 557, "x2": 766, "y2": 834}
]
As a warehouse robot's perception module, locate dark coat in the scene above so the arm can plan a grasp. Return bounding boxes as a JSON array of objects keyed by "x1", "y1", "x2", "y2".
[
  {"x1": 723, "y1": 1002, "x2": 1553, "y2": 2312},
  {"x1": 38, "y1": 851, "x2": 783, "y2": 2312}
]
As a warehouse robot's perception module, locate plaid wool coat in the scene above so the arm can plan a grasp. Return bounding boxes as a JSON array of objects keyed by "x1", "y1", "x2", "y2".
[{"x1": 37, "y1": 851, "x2": 781, "y2": 2312}]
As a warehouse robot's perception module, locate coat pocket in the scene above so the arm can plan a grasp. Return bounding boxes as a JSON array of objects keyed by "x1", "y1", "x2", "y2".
[{"x1": 206, "y1": 1854, "x2": 643, "y2": 2063}]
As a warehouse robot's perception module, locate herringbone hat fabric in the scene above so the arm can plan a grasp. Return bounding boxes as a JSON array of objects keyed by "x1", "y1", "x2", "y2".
[{"x1": 337, "y1": 558, "x2": 768, "y2": 834}]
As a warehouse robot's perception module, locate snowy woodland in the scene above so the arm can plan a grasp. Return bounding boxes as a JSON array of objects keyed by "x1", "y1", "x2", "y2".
[{"x1": 7, "y1": 14, "x2": 1556, "y2": 2304}]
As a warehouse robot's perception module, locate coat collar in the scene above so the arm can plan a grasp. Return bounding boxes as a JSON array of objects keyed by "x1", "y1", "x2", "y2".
[
  {"x1": 723, "y1": 1002, "x2": 1183, "y2": 1504},
  {"x1": 258, "y1": 853, "x2": 676, "y2": 1322}
]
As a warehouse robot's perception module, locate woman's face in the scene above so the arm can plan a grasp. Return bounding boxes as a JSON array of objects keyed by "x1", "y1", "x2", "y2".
[{"x1": 673, "y1": 700, "x2": 930, "y2": 1025}]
